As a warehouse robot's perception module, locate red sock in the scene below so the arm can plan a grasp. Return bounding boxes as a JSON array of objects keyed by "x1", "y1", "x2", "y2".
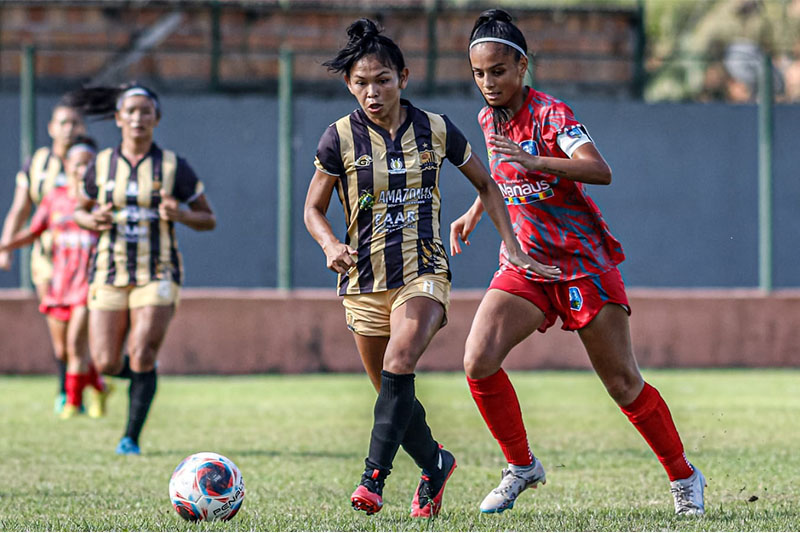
[
  {"x1": 65, "y1": 373, "x2": 83, "y2": 407},
  {"x1": 467, "y1": 369, "x2": 533, "y2": 466},
  {"x1": 87, "y1": 362, "x2": 105, "y2": 392},
  {"x1": 621, "y1": 382, "x2": 694, "y2": 481}
]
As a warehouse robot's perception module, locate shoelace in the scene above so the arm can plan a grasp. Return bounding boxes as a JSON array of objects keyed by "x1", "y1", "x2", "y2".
[
  {"x1": 670, "y1": 483, "x2": 696, "y2": 512},
  {"x1": 493, "y1": 469, "x2": 529, "y2": 497}
]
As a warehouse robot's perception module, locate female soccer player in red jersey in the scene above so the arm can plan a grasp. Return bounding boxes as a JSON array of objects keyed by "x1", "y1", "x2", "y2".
[
  {"x1": 1, "y1": 100, "x2": 86, "y2": 413},
  {"x1": 0, "y1": 136, "x2": 110, "y2": 419},
  {"x1": 69, "y1": 83, "x2": 216, "y2": 455},
  {"x1": 450, "y1": 9, "x2": 705, "y2": 516},
  {"x1": 305, "y1": 18, "x2": 556, "y2": 518}
]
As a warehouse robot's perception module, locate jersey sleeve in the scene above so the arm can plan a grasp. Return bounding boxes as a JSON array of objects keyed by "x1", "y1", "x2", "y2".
[
  {"x1": 548, "y1": 101, "x2": 594, "y2": 158},
  {"x1": 28, "y1": 194, "x2": 51, "y2": 237},
  {"x1": 15, "y1": 157, "x2": 33, "y2": 190},
  {"x1": 442, "y1": 115, "x2": 472, "y2": 167},
  {"x1": 173, "y1": 157, "x2": 205, "y2": 204},
  {"x1": 82, "y1": 160, "x2": 98, "y2": 200},
  {"x1": 314, "y1": 124, "x2": 344, "y2": 176}
]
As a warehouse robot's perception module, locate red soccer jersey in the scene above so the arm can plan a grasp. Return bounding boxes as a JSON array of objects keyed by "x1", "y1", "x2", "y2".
[
  {"x1": 28, "y1": 187, "x2": 98, "y2": 308},
  {"x1": 478, "y1": 87, "x2": 625, "y2": 282}
]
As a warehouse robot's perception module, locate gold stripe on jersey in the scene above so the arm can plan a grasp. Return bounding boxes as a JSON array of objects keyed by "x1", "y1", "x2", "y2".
[{"x1": 159, "y1": 151, "x2": 180, "y2": 283}]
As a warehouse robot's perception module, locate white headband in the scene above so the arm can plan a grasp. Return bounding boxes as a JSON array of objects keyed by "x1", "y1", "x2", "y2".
[
  {"x1": 469, "y1": 37, "x2": 527, "y2": 58},
  {"x1": 67, "y1": 143, "x2": 96, "y2": 158},
  {"x1": 116, "y1": 87, "x2": 159, "y2": 111}
]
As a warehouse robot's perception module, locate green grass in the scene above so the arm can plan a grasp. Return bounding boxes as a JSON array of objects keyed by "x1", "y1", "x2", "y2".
[{"x1": 1, "y1": 370, "x2": 798, "y2": 531}]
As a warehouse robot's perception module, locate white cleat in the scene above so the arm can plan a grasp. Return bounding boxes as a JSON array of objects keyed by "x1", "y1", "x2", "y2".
[
  {"x1": 479, "y1": 458, "x2": 546, "y2": 513},
  {"x1": 670, "y1": 465, "x2": 706, "y2": 516}
]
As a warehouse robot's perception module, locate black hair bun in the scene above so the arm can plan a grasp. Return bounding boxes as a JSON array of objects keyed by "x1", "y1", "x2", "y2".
[
  {"x1": 347, "y1": 18, "x2": 381, "y2": 41},
  {"x1": 479, "y1": 8, "x2": 513, "y2": 25}
]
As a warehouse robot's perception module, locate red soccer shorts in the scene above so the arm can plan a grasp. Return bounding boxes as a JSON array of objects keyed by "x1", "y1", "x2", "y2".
[
  {"x1": 488, "y1": 266, "x2": 630, "y2": 332},
  {"x1": 39, "y1": 304, "x2": 75, "y2": 322}
]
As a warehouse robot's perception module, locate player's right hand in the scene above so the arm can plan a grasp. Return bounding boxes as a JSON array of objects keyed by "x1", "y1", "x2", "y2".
[
  {"x1": 324, "y1": 242, "x2": 357, "y2": 274},
  {"x1": 0, "y1": 250, "x2": 11, "y2": 270},
  {"x1": 449, "y1": 211, "x2": 480, "y2": 256},
  {"x1": 89, "y1": 203, "x2": 114, "y2": 231}
]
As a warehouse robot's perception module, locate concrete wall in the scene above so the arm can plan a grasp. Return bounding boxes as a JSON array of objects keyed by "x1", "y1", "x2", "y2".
[
  {"x1": 1, "y1": 93, "x2": 798, "y2": 290},
  {"x1": 1, "y1": 288, "x2": 798, "y2": 374}
]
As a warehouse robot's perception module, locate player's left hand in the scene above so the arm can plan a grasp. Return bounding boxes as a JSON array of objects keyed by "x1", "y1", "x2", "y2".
[
  {"x1": 159, "y1": 190, "x2": 183, "y2": 222},
  {"x1": 489, "y1": 134, "x2": 539, "y2": 171}
]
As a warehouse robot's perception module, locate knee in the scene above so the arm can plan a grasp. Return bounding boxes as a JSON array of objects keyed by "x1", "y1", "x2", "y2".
[
  {"x1": 382, "y1": 347, "x2": 419, "y2": 375},
  {"x1": 128, "y1": 344, "x2": 159, "y2": 372},
  {"x1": 463, "y1": 337, "x2": 501, "y2": 380},
  {"x1": 604, "y1": 373, "x2": 644, "y2": 406}
]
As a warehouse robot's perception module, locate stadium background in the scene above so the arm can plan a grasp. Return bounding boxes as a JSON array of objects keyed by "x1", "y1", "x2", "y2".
[{"x1": 0, "y1": 0, "x2": 798, "y2": 373}]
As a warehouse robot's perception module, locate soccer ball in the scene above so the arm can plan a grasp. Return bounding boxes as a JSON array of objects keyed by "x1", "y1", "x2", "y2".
[{"x1": 168, "y1": 452, "x2": 245, "y2": 521}]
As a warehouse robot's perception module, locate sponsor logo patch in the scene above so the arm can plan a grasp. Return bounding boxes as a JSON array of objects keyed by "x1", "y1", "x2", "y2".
[
  {"x1": 355, "y1": 154, "x2": 373, "y2": 167},
  {"x1": 566, "y1": 126, "x2": 583, "y2": 139},
  {"x1": 388, "y1": 157, "x2": 405, "y2": 175}
]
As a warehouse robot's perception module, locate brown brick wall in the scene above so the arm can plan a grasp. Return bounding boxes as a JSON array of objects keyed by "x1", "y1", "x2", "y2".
[
  {"x1": 1, "y1": 288, "x2": 797, "y2": 375},
  {"x1": 0, "y1": 4, "x2": 638, "y2": 90}
]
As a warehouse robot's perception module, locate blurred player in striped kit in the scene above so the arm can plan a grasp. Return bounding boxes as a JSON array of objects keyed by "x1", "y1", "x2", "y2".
[
  {"x1": 68, "y1": 83, "x2": 216, "y2": 455},
  {"x1": 451, "y1": 8, "x2": 706, "y2": 517},
  {"x1": 1, "y1": 99, "x2": 86, "y2": 414},
  {"x1": 305, "y1": 18, "x2": 556, "y2": 518}
]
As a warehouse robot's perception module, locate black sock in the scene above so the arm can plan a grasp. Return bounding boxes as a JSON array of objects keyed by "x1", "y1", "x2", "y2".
[
  {"x1": 401, "y1": 398, "x2": 440, "y2": 473},
  {"x1": 114, "y1": 354, "x2": 133, "y2": 380},
  {"x1": 56, "y1": 359, "x2": 67, "y2": 394},
  {"x1": 124, "y1": 369, "x2": 157, "y2": 444},
  {"x1": 366, "y1": 371, "x2": 416, "y2": 472}
]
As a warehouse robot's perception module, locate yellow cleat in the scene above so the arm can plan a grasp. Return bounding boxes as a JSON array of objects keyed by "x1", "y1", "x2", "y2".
[
  {"x1": 60, "y1": 403, "x2": 80, "y2": 420},
  {"x1": 88, "y1": 382, "x2": 114, "y2": 419}
]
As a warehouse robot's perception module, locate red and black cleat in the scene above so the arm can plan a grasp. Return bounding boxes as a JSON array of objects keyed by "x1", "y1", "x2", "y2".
[{"x1": 351, "y1": 468, "x2": 385, "y2": 515}]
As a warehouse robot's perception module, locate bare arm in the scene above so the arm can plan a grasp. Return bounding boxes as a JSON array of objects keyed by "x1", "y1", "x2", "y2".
[
  {"x1": 159, "y1": 191, "x2": 216, "y2": 231},
  {"x1": 489, "y1": 134, "x2": 612, "y2": 185},
  {"x1": 303, "y1": 169, "x2": 356, "y2": 274},
  {"x1": 0, "y1": 187, "x2": 33, "y2": 270},
  {"x1": 74, "y1": 196, "x2": 113, "y2": 232},
  {"x1": 455, "y1": 155, "x2": 561, "y2": 279}
]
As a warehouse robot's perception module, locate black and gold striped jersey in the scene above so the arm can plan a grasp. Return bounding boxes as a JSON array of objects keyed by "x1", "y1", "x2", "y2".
[
  {"x1": 15, "y1": 147, "x2": 66, "y2": 278},
  {"x1": 83, "y1": 144, "x2": 204, "y2": 287},
  {"x1": 314, "y1": 99, "x2": 472, "y2": 296}
]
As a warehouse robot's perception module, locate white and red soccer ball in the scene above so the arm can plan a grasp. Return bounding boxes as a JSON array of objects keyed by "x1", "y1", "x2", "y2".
[{"x1": 168, "y1": 452, "x2": 245, "y2": 521}]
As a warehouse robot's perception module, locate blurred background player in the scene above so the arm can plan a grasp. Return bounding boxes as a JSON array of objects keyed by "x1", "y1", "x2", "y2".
[
  {"x1": 304, "y1": 18, "x2": 557, "y2": 518},
  {"x1": 0, "y1": 98, "x2": 86, "y2": 414},
  {"x1": 0, "y1": 135, "x2": 110, "y2": 419},
  {"x1": 450, "y1": 9, "x2": 706, "y2": 516},
  {"x1": 69, "y1": 83, "x2": 216, "y2": 455}
]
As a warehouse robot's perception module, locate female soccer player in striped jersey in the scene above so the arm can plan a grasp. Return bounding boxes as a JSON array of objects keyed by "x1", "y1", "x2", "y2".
[
  {"x1": 304, "y1": 18, "x2": 558, "y2": 518},
  {"x1": 450, "y1": 8, "x2": 705, "y2": 516},
  {"x1": 69, "y1": 83, "x2": 216, "y2": 455},
  {"x1": 0, "y1": 99, "x2": 86, "y2": 413}
]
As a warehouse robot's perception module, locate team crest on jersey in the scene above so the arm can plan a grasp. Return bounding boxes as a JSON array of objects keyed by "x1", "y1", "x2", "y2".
[
  {"x1": 388, "y1": 157, "x2": 405, "y2": 175},
  {"x1": 419, "y1": 150, "x2": 439, "y2": 171},
  {"x1": 568, "y1": 286, "x2": 583, "y2": 311},
  {"x1": 519, "y1": 140, "x2": 539, "y2": 156},
  {"x1": 355, "y1": 154, "x2": 373, "y2": 167},
  {"x1": 357, "y1": 190, "x2": 374, "y2": 210}
]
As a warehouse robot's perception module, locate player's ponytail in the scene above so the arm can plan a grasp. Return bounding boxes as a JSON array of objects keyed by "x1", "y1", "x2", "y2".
[
  {"x1": 323, "y1": 18, "x2": 405, "y2": 76},
  {"x1": 64, "y1": 82, "x2": 161, "y2": 120},
  {"x1": 469, "y1": 9, "x2": 530, "y2": 135}
]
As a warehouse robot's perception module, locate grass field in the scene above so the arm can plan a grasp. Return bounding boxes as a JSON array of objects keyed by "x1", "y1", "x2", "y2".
[{"x1": 1, "y1": 369, "x2": 798, "y2": 531}]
